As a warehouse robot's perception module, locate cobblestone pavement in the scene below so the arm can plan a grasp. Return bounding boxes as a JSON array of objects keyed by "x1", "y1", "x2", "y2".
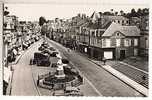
[
  {"x1": 123, "y1": 57, "x2": 148, "y2": 72},
  {"x1": 93, "y1": 60, "x2": 148, "y2": 88},
  {"x1": 73, "y1": 50, "x2": 149, "y2": 89}
]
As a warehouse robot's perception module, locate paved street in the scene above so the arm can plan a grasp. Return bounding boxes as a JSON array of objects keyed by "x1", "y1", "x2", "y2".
[
  {"x1": 10, "y1": 39, "x2": 100, "y2": 96},
  {"x1": 10, "y1": 38, "x2": 145, "y2": 96},
  {"x1": 46, "y1": 38, "x2": 144, "y2": 97},
  {"x1": 11, "y1": 41, "x2": 42, "y2": 96}
]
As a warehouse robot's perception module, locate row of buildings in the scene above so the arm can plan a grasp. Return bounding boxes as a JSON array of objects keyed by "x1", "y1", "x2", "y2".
[
  {"x1": 47, "y1": 11, "x2": 149, "y2": 61},
  {"x1": 3, "y1": 12, "x2": 40, "y2": 67}
]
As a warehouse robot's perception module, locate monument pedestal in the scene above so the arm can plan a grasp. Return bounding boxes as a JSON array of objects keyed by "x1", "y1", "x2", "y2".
[{"x1": 55, "y1": 64, "x2": 65, "y2": 79}]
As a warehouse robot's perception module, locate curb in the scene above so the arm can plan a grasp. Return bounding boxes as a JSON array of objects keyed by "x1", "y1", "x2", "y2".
[
  {"x1": 91, "y1": 60, "x2": 148, "y2": 97},
  {"x1": 11, "y1": 40, "x2": 42, "y2": 65},
  {"x1": 48, "y1": 39, "x2": 148, "y2": 96},
  {"x1": 70, "y1": 49, "x2": 149, "y2": 96},
  {"x1": 46, "y1": 39, "x2": 103, "y2": 96},
  {"x1": 6, "y1": 40, "x2": 42, "y2": 95}
]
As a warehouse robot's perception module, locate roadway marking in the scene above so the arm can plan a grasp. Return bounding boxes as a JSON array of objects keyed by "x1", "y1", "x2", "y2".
[{"x1": 120, "y1": 62, "x2": 148, "y2": 75}]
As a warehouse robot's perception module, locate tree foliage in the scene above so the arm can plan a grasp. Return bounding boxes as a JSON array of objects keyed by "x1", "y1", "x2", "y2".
[
  {"x1": 4, "y1": 7, "x2": 9, "y2": 16},
  {"x1": 39, "y1": 16, "x2": 46, "y2": 26},
  {"x1": 125, "y1": 8, "x2": 149, "y2": 18}
]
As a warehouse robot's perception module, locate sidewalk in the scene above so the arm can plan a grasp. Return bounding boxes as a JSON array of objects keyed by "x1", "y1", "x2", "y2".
[
  {"x1": 48, "y1": 39, "x2": 148, "y2": 96},
  {"x1": 5, "y1": 40, "x2": 42, "y2": 95},
  {"x1": 75, "y1": 51, "x2": 148, "y2": 96},
  {"x1": 47, "y1": 39, "x2": 146, "y2": 96}
]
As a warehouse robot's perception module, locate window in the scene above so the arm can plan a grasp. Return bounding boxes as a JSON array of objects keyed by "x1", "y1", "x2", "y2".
[
  {"x1": 134, "y1": 39, "x2": 138, "y2": 46},
  {"x1": 92, "y1": 31, "x2": 95, "y2": 36},
  {"x1": 106, "y1": 39, "x2": 111, "y2": 47},
  {"x1": 118, "y1": 20, "x2": 120, "y2": 23},
  {"x1": 122, "y1": 20, "x2": 124, "y2": 24},
  {"x1": 124, "y1": 39, "x2": 131, "y2": 47},
  {"x1": 116, "y1": 39, "x2": 121, "y2": 47}
]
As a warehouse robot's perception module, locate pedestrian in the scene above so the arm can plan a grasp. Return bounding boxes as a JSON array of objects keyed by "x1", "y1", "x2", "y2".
[{"x1": 103, "y1": 57, "x2": 107, "y2": 65}]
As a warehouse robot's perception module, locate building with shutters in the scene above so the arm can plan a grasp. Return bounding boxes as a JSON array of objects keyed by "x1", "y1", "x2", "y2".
[{"x1": 101, "y1": 22, "x2": 140, "y2": 60}]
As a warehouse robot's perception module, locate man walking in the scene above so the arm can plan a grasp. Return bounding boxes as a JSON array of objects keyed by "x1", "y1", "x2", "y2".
[{"x1": 102, "y1": 57, "x2": 107, "y2": 65}]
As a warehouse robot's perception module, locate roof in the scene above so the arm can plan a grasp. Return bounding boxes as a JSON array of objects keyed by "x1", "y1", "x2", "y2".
[
  {"x1": 103, "y1": 15, "x2": 129, "y2": 21},
  {"x1": 102, "y1": 22, "x2": 140, "y2": 37},
  {"x1": 90, "y1": 11, "x2": 100, "y2": 21}
]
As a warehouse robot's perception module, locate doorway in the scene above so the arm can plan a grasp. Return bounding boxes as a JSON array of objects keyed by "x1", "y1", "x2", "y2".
[{"x1": 120, "y1": 50, "x2": 125, "y2": 60}]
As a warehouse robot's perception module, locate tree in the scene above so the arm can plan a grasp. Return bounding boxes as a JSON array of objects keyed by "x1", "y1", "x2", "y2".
[
  {"x1": 137, "y1": 8, "x2": 142, "y2": 16},
  {"x1": 142, "y1": 8, "x2": 149, "y2": 16},
  {"x1": 131, "y1": 8, "x2": 137, "y2": 17},
  {"x1": 39, "y1": 16, "x2": 46, "y2": 26},
  {"x1": 39, "y1": 16, "x2": 47, "y2": 38},
  {"x1": 103, "y1": 11, "x2": 113, "y2": 15},
  {"x1": 4, "y1": 7, "x2": 9, "y2": 16},
  {"x1": 115, "y1": 12, "x2": 118, "y2": 16},
  {"x1": 120, "y1": 10, "x2": 124, "y2": 16},
  {"x1": 110, "y1": 9, "x2": 114, "y2": 15}
]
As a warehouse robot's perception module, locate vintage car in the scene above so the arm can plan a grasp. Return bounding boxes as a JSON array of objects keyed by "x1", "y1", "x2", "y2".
[
  {"x1": 30, "y1": 52, "x2": 50, "y2": 66},
  {"x1": 51, "y1": 63, "x2": 58, "y2": 68},
  {"x1": 23, "y1": 42, "x2": 28, "y2": 50},
  {"x1": 50, "y1": 51, "x2": 59, "y2": 57},
  {"x1": 34, "y1": 36, "x2": 39, "y2": 41},
  {"x1": 38, "y1": 42, "x2": 50, "y2": 51},
  {"x1": 61, "y1": 59, "x2": 69, "y2": 64}
]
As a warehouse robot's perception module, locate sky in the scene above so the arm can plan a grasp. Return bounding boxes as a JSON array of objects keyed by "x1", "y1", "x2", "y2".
[{"x1": 4, "y1": 0, "x2": 149, "y2": 21}]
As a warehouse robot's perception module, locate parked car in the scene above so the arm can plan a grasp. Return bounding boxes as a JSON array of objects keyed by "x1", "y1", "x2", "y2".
[
  {"x1": 50, "y1": 51, "x2": 59, "y2": 57},
  {"x1": 23, "y1": 42, "x2": 28, "y2": 50},
  {"x1": 34, "y1": 36, "x2": 39, "y2": 41},
  {"x1": 30, "y1": 38, "x2": 35, "y2": 44},
  {"x1": 26, "y1": 41, "x2": 31, "y2": 47},
  {"x1": 7, "y1": 49, "x2": 16, "y2": 62},
  {"x1": 51, "y1": 63, "x2": 58, "y2": 68},
  {"x1": 49, "y1": 47, "x2": 56, "y2": 51},
  {"x1": 30, "y1": 52, "x2": 50, "y2": 66},
  {"x1": 38, "y1": 42, "x2": 50, "y2": 51},
  {"x1": 61, "y1": 59, "x2": 69, "y2": 64}
]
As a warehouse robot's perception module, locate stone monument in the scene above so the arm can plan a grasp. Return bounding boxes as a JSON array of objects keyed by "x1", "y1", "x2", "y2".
[{"x1": 55, "y1": 58, "x2": 65, "y2": 79}]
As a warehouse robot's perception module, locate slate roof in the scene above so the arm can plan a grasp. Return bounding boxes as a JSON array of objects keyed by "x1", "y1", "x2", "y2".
[
  {"x1": 102, "y1": 22, "x2": 140, "y2": 37},
  {"x1": 103, "y1": 15, "x2": 129, "y2": 21}
]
